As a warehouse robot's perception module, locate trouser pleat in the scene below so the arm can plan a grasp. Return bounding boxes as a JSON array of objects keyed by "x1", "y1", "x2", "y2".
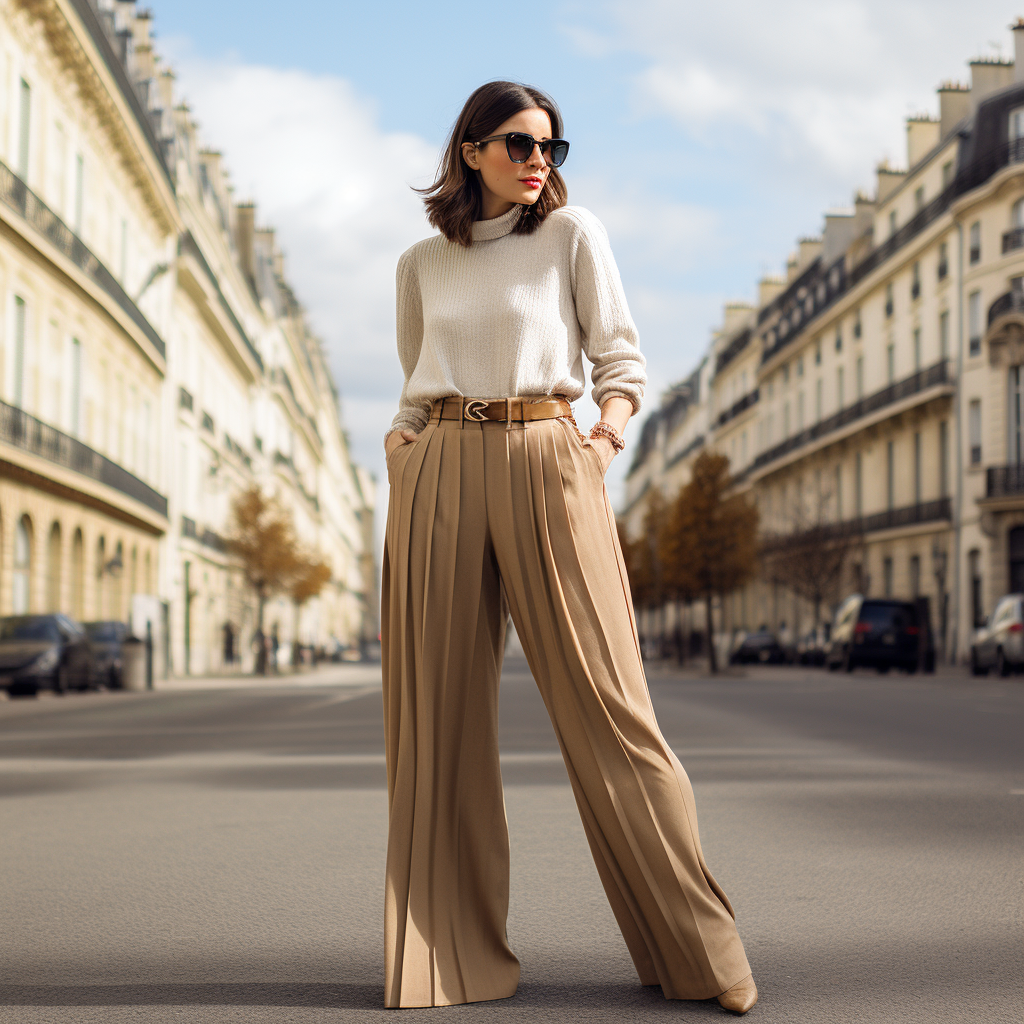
[{"x1": 381, "y1": 417, "x2": 751, "y2": 1008}]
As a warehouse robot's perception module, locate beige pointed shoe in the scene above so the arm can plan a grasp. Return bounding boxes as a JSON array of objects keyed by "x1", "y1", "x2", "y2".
[{"x1": 716, "y1": 974, "x2": 758, "y2": 1014}]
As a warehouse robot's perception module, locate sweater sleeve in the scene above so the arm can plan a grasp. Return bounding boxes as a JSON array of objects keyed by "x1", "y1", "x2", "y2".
[
  {"x1": 386, "y1": 248, "x2": 430, "y2": 439},
  {"x1": 569, "y1": 209, "x2": 647, "y2": 414}
]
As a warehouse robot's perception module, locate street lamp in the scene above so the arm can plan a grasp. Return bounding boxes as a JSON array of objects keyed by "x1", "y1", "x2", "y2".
[{"x1": 932, "y1": 541, "x2": 948, "y2": 664}]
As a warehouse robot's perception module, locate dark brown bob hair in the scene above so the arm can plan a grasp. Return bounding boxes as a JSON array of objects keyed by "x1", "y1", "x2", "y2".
[{"x1": 418, "y1": 81, "x2": 568, "y2": 247}]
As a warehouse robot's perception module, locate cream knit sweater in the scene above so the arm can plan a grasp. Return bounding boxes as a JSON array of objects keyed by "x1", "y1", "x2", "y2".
[{"x1": 388, "y1": 204, "x2": 647, "y2": 437}]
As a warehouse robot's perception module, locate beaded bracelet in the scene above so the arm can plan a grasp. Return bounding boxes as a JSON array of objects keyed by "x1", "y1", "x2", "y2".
[{"x1": 590, "y1": 421, "x2": 626, "y2": 452}]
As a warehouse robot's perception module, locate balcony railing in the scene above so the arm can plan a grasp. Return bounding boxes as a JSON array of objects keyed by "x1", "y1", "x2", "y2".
[
  {"x1": 1003, "y1": 227, "x2": 1024, "y2": 254},
  {"x1": 988, "y1": 289, "x2": 1024, "y2": 325},
  {"x1": 753, "y1": 361, "x2": 951, "y2": 473},
  {"x1": 0, "y1": 160, "x2": 166, "y2": 358},
  {"x1": 0, "y1": 400, "x2": 167, "y2": 517},
  {"x1": 985, "y1": 464, "x2": 1024, "y2": 497},
  {"x1": 762, "y1": 498, "x2": 951, "y2": 549},
  {"x1": 716, "y1": 388, "x2": 759, "y2": 428}
]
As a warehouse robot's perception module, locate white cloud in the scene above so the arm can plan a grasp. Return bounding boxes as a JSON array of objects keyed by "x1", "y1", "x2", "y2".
[
  {"x1": 166, "y1": 48, "x2": 438, "y2": 487},
  {"x1": 580, "y1": 0, "x2": 1018, "y2": 188}
]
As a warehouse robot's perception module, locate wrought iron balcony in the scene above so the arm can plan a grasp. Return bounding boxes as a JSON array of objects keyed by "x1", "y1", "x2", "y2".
[
  {"x1": 0, "y1": 160, "x2": 166, "y2": 359},
  {"x1": 1002, "y1": 227, "x2": 1024, "y2": 254},
  {"x1": 988, "y1": 289, "x2": 1024, "y2": 325},
  {"x1": 986, "y1": 464, "x2": 1024, "y2": 498},
  {"x1": 753, "y1": 361, "x2": 951, "y2": 473},
  {"x1": 0, "y1": 400, "x2": 167, "y2": 517}
]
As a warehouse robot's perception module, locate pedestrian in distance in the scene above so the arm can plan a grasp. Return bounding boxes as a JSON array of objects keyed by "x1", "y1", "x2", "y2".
[{"x1": 381, "y1": 80, "x2": 758, "y2": 1015}]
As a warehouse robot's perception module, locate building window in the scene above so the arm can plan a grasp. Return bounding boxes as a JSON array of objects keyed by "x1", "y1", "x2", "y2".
[
  {"x1": 13, "y1": 295, "x2": 26, "y2": 408},
  {"x1": 887, "y1": 440, "x2": 895, "y2": 510},
  {"x1": 885, "y1": 282, "x2": 894, "y2": 318},
  {"x1": 968, "y1": 290, "x2": 982, "y2": 356},
  {"x1": 939, "y1": 420, "x2": 949, "y2": 496},
  {"x1": 46, "y1": 522, "x2": 61, "y2": 612},
  {"x1": 887, "y1": 343, "x2": 895, "y2": 384},
  {"x1": 797, "y1": 391, "x2": 804, "y2": 430},
  {"x1": 853, "y1": 310, "x2": 862, "y2": 339},
  {"x1": 783, "y1": 401, "x2": 790, "y2": 437},
  {"x1": 17, "y1": 78, "x2": 31, "y2": 179},
  {"x1": 969, "y1": 398, "x2": 982, "y2": 465},
  {"x1": 70, "y1": 337, "x2": 81, "y2": 436},
  {"x1": 837, "y1": 366, "x2": 845, "y2": 410},
  {"x1": 73, "y1": 154, "x2": 84, "y2": 234},
  {"x1": 913, "y1": 327, "x2": 922, "y2": 372},
  {"x1": 938, "y1": 241, "x2": 949, "y2": 280},
  {"x1": 856, "y1": 356, "x2": 864, "y2": 399},
  {"x1": 969, "y1": 548, "x2": 984, "y2": 627},
  {"x1": 969, "y1": 220, "x2": 981, "y2": 264},
  {"x1": 914, "y1": 186, "x2": 925, "y2": 212},
  {"x1": 1011, "y1": 107, "x2": 1024, "y2": 145},
  {"x1": 835, "y1": 325, "x2": 842, "y2": 352},
  {"x1": 910, "y1": 554, "x2": 921, "y2": 597},
  {"x1": 942, "y1": 160, "x2": 954, "y2": 188},
  {"x1": 1014, "y1": 197, "x2": 1024, "y2": 229},
  {"x1": 815, "y1": 378, "x2": 822, "y2": 422},
  {"x1": 815, "y1": 342, "x2": 822, "y2": 365},
  {"x1": 913, "y1": 431, "x2": 922, "y2": 503},
  {"x1": 13, "y1": 516, "x2": 32, "y2": 614},
  {"x1": 782, "y1": 363, "x2": 790, "y2": 384},
  {"x1": 883, "y1": 556, "x2": 894, "y2": 597},
  {"x1": 855, "y1": 451, "x2": 863, "y2": 516},
  {"x1": 889, "y1": 210, "x2": 897, "y2": 237},
  {"x1": 834, "y1": 464, "x2": 843, "y2": 521},
  {"x1": 939, "y1": 310, "x2": 950, "y2": 360},
  {"x1": 796, "y1": 356, "x2": 804, "y2": 378},
  {"x1": 911, "y1": 261, "x2": 921, "y2": 301}
]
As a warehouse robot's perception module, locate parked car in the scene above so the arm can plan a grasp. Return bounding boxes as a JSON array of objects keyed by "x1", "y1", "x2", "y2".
[
  {"x1": 826, "y1": 595, "x2": 932, "y2": 673},
  {"x1": 730, "y1": 630, "x2": 785, "y2": 664},
  {"x1": 0, "y1": 614, "x2": 93, "y2": 697},
  {"x1": 970, "y1": 593, "x2": 1024, "y2": 676},
  {"x1": 83, "y1": 620, "x2": 129, "y2": 689},
  {"x1": 797, "y1": 625, "x2": 831, "y2": 665}
]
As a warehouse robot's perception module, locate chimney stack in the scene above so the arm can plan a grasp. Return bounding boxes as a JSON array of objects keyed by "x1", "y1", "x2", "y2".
[
  {"x1": 235, "y1": 203, "x2": 257, "y2": 290},
  {"x1": 758, "y1": 276, "x2": 784, "y2": 309},
  {"x1": 875, "y1": 161, "x2": 906, "y2": 203},
  {"x1": 906, "y1": 115, "x2": 940, "y2": 168},
  {"x1": 969, "y1": 57, "x2": 1014, "y2": 107},
  {"x1": 938, "y1": 82, "x2": 971, "y2": 138},
  {"x1": 1014, "y1": 18, "x2": 1024, "y2": 81}
]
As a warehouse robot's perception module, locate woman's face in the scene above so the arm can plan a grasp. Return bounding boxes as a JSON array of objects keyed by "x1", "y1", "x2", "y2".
[{"x1": 461, "y1": 107, "x2": 553, "y2": 214}]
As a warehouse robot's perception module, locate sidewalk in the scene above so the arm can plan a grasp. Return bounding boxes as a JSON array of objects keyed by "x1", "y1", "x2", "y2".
[{"x1": 154, "y1": 661, "x2": 383, "y2": 692}]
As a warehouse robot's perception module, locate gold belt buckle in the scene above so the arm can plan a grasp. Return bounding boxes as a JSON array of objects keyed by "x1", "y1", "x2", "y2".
[{"x1": 464, "y1": 399, "x2": 489, "y2": 421}]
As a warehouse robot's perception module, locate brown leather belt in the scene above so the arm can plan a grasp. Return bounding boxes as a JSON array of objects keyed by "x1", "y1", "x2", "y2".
[{"x1": 428, "y1": 396, "x2": 572, "y2": 424}]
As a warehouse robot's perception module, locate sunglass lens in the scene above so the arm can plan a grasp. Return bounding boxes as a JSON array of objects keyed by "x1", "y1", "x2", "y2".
[
  {"x1": 506, "y1": 133, "x2": 534, "y2": 162},
  {"x1": 546, "y1": 140, "x2": 569, "y2": 167}
]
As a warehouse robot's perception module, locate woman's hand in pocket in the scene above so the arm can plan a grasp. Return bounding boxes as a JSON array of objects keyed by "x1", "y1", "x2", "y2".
[
  {"x1": 588, "y1": 435, "x2": 617, "y2": 476},
  {"x1": 385, "y1": 428, "x2": 420, "y2": 460}
]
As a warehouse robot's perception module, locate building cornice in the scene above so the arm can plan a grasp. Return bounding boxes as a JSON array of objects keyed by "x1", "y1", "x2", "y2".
[{"x1": 16, "y1": 0, "x2": 182, "y2": 235}]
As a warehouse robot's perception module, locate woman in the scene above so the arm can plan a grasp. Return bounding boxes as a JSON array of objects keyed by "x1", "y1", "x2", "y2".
[{"x1": 382, "y1": 81, "x2": 757, "y2": 1015}]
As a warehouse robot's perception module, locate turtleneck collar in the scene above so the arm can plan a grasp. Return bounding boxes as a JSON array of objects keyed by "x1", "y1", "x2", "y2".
[{"x1": 471, "y1": 205, "x2": 522, "y2": 242}]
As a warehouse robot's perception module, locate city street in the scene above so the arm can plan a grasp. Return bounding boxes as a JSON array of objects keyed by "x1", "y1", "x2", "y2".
[{"x1": 1, "y1": 660, "x2": 1021, "y2": 1024}]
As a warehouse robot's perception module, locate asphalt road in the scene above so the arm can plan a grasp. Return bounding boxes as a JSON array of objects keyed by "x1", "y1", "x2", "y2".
[{"x1": 1, "y1": 659, "x2": 1021, "y2": 1023}]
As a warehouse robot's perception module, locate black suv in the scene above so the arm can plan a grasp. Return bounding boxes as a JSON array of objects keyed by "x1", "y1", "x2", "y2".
[{"x1": 826, "y1": 596, "x2": 934, "y2": 674}]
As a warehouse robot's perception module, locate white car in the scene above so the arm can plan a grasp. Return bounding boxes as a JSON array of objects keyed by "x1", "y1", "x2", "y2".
[{"x1": 970, "y1": 594, "x2": 1024, "y2": 676}]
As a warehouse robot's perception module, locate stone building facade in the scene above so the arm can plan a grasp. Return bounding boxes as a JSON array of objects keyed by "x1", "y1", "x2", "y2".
[
  {"x1": 0, "y1": 0, "x2": 375, "y2": 675},
  {"x1": 623, "y1": 19, "x2": 1024, "y2": 663}
]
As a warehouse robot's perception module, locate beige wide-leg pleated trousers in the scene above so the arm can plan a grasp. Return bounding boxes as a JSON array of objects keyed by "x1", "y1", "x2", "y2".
[{"x1": 380, "y1": 411, "x2": 751, "y2": 1009}]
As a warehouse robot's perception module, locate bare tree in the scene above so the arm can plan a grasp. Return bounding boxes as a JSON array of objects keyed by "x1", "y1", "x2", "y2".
[{"x1": 761, "y1": 480, "x2": 862, "y2": 631}]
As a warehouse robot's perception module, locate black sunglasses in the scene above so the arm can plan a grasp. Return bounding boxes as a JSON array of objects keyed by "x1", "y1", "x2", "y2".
[{"x1": 474, "y1": 132, "x2": 570, "y2": 168}]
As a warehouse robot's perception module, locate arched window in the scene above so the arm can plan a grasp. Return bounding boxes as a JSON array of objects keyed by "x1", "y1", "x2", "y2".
[
  {"x1": 46, "y1": 522, "x2": 61, "y2": 611},
  {"x1": 13, "y1": 516, "x2": 32, "y2": 614},
  {"x1": 71, "y1": 529, "x2": 84, "y2": 620}
]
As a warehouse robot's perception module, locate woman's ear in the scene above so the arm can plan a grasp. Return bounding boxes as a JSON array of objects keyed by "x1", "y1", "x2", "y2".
[{"x1": 461, "y1": 141, "x2": 480, "y2": 170}]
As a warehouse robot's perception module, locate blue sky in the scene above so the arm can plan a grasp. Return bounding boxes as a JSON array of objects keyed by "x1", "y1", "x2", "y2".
[{"x1": 152, "y1": 0, "x2": 1021, "y2": 505}]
